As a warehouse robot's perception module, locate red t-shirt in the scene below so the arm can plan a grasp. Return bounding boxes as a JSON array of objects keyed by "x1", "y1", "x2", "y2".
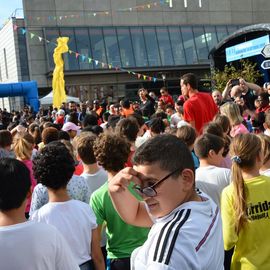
[
  {"x1": 159, "y1": 95, "x2": 174, "y2": 106},
  {"x1": 183, "y1": 92, "x2": 218, "y2": 134}
]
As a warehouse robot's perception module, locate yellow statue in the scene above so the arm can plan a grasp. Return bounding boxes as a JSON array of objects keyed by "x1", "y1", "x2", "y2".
[{"x1": 52, "y1": 37, "x2": 69, "y2": 108}]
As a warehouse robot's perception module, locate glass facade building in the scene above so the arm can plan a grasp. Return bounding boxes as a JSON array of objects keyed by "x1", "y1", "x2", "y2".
[{"x1": 44, "y1": 25, "x2": 243, "y2": 72}]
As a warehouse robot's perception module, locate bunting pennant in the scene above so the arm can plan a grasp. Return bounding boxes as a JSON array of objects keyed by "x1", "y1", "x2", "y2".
[{"x1": 12, "y1": 24, "x2": 160, "y2": 83}]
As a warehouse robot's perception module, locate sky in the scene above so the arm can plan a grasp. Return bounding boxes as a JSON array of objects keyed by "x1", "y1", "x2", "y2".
[{"x1": 0, "y1": 0, "x2": 23, "y2": 27}]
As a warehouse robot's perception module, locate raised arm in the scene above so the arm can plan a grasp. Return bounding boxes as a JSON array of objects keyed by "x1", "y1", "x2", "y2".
[
  {"x1": 108, "y1": 167, "x2": 153, "y2": 228},
  {"x1": 222, "y1": 79, "x2": 233, "y2": 100},
  {"x1": 239, "y1": 78, "x2": 262, "y2": 95}
]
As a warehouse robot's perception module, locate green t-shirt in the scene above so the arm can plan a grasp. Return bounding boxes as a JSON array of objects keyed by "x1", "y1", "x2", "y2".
[{"x1": 90, "y1": 182, "x2": 149, "y2": 259}]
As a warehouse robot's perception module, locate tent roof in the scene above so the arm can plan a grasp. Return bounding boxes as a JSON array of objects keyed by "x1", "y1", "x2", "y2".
[{"x1": 39, "y1": 91, "x2": 80, "y2": 105}]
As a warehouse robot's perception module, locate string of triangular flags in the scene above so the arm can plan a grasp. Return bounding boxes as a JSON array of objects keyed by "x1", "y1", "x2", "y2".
[
  {"x1": 13, "y1": 24, "x2": 160, "y2": 83},
  {"x1": 24, "y1": 0, "x2": 170, "y2": 23}
]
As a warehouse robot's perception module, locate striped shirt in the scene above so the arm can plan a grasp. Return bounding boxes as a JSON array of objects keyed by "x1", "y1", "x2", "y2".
[{"x1": 131, "y1": 193, "x2": 224, "y2": 270}]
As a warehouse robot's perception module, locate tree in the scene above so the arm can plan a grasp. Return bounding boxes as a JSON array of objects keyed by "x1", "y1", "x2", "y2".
[{"x1": 210, "y1": 59, "x2": 262, "y2": 92}]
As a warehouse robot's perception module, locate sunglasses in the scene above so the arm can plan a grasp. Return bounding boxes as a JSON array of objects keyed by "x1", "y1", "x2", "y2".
[{"x1": 133, "y1": 167, "x2": 181, "y2": 197}]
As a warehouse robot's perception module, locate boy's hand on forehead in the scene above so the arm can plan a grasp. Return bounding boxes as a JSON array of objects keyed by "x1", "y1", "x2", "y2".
[{"x1": 108, "y1": 167, "x2": 141, "y2": 193}]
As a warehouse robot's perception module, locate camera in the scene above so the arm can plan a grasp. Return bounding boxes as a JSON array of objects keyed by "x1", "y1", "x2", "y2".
[{"x1": 231, "y1": 79, "x2": 239, "y2": 86}]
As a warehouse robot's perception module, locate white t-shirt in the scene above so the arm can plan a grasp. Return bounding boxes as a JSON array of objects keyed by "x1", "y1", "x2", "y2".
[
  {"x1": 170, "y1": 113, "x2": 182, "y2": 128},
  {"x1": 195, "y1": 165, "x2": 231, "y2": 207},
  {"x1": 80, "y1": 167, "x2": 108, "y2": 194},
  {"x1": 0, "y1": 221, "x2": 79, "y2": 270},
  {"x1": 30, "y1": 200, "x2": 97, "y2": 265},
  {"x1": 30, "y1": 174, "x2": 90, "y2": 215},
  {"x1": 131, "y1": 194, "x2": 224, "y2": 270},
  {"x1": 260, "y1": 169, "x2": 270, "y2": 177}
]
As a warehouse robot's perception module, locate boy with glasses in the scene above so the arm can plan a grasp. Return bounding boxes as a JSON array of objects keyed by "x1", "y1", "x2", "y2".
[{"x1": 109, "y1": 134, "x2": 224, "y2": 270}]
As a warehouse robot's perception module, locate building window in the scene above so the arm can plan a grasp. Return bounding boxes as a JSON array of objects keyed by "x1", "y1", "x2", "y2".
[
  {"x1": 181, "y1": 26, "x2": 198, "y2": 65},
  {"x1": 216, "y1": 25, "x2": 229, "y2": 42},
  {"x1": 193, "y1": 26, "x2": 209, "y2": 63},
  {"x1": 44, "y1": 28, "x2": 60, "y2": 70},
  {"x1": 156, "y1": 27, "x2": 174, "y2": 66},
  {"x1": 130, "y1": 27, "x2": 148, "y2": 67},
  {"x1": 74, "y1": 28, "x2": 93, "y2": 70},
  {"x1": 168, "y1": 26, "x2": 186, "y2": 65},
  {"x1": 204, "y1": 26, "x2": 218, "y2": 52},
  {"x1": 60, "y1": 28, "x2": 79, "y2": 71},
  {"x1": 103, "y1": 28, "x2": 121, "y2": 67},
  {"x1": 117, "y1": 27, "x2": 135, "y2": 67},
  {"x1": 143, "y1": 27, "x2": 161, "y2": 67},
  {"x1": 89, "y1": 28, "x2": 107, "y2": 69},
  {"x1": 3, "y1": 48, "x2": 8, "y2": 79}
]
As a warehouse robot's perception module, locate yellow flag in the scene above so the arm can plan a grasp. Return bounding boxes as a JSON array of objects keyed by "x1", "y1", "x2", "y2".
[{"x1": 52, "y1": 37, "x2": 69, "y2": 108}]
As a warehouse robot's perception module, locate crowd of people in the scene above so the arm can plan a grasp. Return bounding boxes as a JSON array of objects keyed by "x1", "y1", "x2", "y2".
[{"x1": 0, "y1": 72, "x2": 270, "y2": 270}]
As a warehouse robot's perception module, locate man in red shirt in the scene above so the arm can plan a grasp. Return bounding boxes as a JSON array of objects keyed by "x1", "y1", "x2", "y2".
[
  {"x1": 159, "y1": 87, "x2": 174, "y2": 106},
  {"x1": 180, "y1": 73, "x2": 218, "y2": 134}
]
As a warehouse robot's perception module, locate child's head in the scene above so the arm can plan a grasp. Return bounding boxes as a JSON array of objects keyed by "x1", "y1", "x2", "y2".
[
  {"x1": 0, "y1": 130, "x2": 13, "y2": 150},
  {"x1": 93, "y1": 132, "x2": 130, "y2": 173},
  {"x1": 263, "y1": 112, "x2": 270, "y2": 130},
  {"x1": 213, "y1": 114, "x2": 231, "y2": 135},
  {"x1": 0, "y1": 158, "x2": 31, "y2": 211},
  {"x1": 203, "y1": 122, "x2": 224, "y2": 138},
  {"x1": 13, "y1": 133, "x2": 35, "y2": 161},
  {"x1": 257, "y1": 134, "x2": 270, "y2": 166},
  {"x1": 230, "y1": 133, "x2": 261, "y2": 233},
  {"x1": 194, "y1": 133, "x2": 224, "y2": 166},
  {"x1": 73, "y1": 132, "x2": 97, "y2": 165},
  {"x1": 176, "y1": 125, "x2": 196, "y2": 150},
  {"x1": 115, "y1": 118, "x2": 139, "y2": 143},
  {"x1": 33, "y1": 141, "x2": 75, "y2": 190},
  {"x1": 220, "y1": 102, "x2": 243, "y2": 126},
  {"x1": 41, "y1": 127, "x2": 59, "y2": 145}
]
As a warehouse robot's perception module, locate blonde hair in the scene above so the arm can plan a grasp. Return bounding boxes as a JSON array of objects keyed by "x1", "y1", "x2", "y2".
[
  {"x1": 220, "y1": 102, "x2": 243, "y2": 126},
  {"x1": 230, "y1": 133, "x2": 261, "y2": 234},
  {"x1": 13, "y1": 132, "x2": 35, "y2": 160},
  {"x1": 257, "y1": 134, "x2": 270, "y2": 165}
]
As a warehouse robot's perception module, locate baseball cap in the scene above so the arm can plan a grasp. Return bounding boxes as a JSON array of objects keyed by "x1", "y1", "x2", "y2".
[
  {"x1": 57, "y1": 109, "x2": 65, "y2": 116},
  {"x1": 62, "y1": 122, "x2": 80, "y2": 132}
]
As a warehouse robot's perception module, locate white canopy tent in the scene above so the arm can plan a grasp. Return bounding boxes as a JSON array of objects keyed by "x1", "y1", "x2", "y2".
[{"x1": 39, "y1": 91, "x2": 80, "y2": 105}]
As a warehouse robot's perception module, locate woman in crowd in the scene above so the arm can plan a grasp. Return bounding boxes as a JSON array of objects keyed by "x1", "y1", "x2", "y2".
[
  {"x1": 221, "y1": 133, "x2": 270, "y2": 269},
  {"x1": 13, "y1": 132, "x2": 37, "y2": 217}
]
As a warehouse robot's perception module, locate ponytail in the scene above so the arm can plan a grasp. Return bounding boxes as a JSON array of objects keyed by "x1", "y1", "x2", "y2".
[
  {"x1": 231, "y1": 161, "x2": 248, "y2": 234},
  {"x1": 230, "y1": 133, "x2": 261, "y2": 234}
]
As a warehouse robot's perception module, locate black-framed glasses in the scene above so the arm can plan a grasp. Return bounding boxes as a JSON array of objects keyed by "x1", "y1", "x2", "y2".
[{"x1": 133, "y1": 168, "x2": 181, "y2": 197}]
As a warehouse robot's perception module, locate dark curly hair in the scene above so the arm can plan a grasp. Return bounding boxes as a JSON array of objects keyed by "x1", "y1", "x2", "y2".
[
  {"x1": 33, "y1": 141, "x2": 75, "y2": 189},
  {"x1": 93, "y1": 132, "x2": 130, "y2": 172}
]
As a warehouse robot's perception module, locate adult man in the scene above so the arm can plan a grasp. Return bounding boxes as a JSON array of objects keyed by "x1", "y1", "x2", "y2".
[
  {"x1": 108, "y1": 134, "x2": 224, "y2": 270},
  {"x1": 226, "y1": 78, "x2": 261, "y2": 111},
  {"x1": 212, "y1": 90, "x2": 224, "y2": 107},
  {"x1": 138, "y1": 88, "x2": 155, "y2": 119},
  {"x1": 180, "y1": 73, "x2": 218, "y2": 134}
]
